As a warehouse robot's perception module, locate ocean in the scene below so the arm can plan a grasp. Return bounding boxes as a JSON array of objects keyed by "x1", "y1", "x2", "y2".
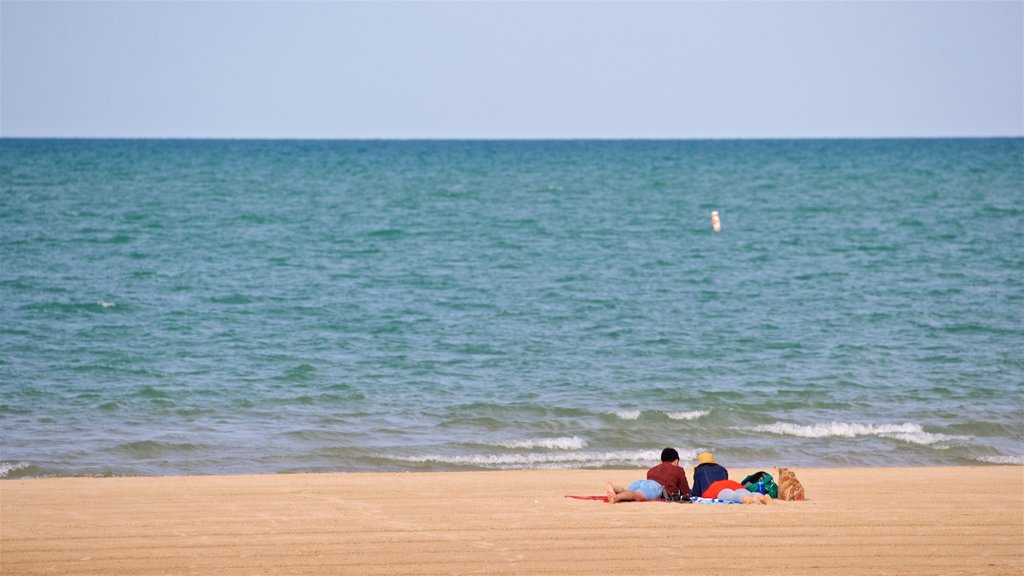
[{"x1": 1, "y1": 138, "x2": 1021, "y2": 478}]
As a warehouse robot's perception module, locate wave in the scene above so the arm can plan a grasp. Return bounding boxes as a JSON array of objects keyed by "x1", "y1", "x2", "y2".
[
  {"x1": 397, "y1": 449, "x2": 663, "y2": 469},
  {"x1": 609, "y1": 409, "x2": 709, "y2": 422},
  {"x1": 973, "y1": 454, "x2": 1024, "y2": 465},
  {"x1": 0, "y1": 461, "x2": 32, "y2": 478},
  {"x1": 133, "y1": 386, "x2": 171, "y2": 399},
  {"x1": 21, "y1": 301, "x2": 121, "y2": 314},
  {"x1": 115, "y1": 440, "x2": 205, "y2": 457},
  {"x1": 484, "y1": 436, "x2": 587, "y2": 450},
  {"x1": 274, "y1": 363, "x2": 317, "y2": 382},
  {"x1": 750, "y1": 421, "x2": 968, "y2": 446},
  {"x1": 667, "y1": 410, "x2": 710, "y2": 421},
  {"x1": 0, "y1": 403, "x2": 32, "y2": 415}
]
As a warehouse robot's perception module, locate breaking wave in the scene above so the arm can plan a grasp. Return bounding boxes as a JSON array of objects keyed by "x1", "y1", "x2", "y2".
[
  {"x1": 750, "y1": 421, "x2": 967, "y2": 446},
  {"x1": 973, "y1": 454, "x2": 1024, "y2": 465},
  {"x1": 0, "y1": 461, "x2": 32, "y2": 478},
  {"x1": 398, "y1": 449, "x2": 662, "y2": 469},
  {"x1": 485, "y1": 436, "x2": 588, "y2": 450},
  {"x1": 667, "y1": 410, "x2": 710, "y2": 421}
]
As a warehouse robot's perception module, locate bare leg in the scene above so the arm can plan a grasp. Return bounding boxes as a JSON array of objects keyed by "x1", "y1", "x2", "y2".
[
  {"x1": 611, "y1": 490, "x2": 646, "y2": 503},
  {"x1": 605, "y1": 482, "x2": 646, "y2": 503},
  {"x1": 605, "y1": 482, "x2": 617, "y2": 502},
  {"x1": 605, "y1": 482, "x2": 630, "y2": 501}
]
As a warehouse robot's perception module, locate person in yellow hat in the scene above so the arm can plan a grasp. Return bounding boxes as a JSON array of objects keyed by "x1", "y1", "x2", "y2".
[{"x1": 690, "y1": 451, "x2": 730, "y2": 499}]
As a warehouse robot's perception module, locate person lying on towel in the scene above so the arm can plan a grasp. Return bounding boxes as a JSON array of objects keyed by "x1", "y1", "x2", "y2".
[{"x1": 605, "y1": 448, "x2": 691, "y2": 503}]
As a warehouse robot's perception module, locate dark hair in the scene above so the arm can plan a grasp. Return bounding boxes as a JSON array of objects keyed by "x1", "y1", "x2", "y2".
[{"x1": 661, "y1": 447, "x2": 679, "y2": 462}]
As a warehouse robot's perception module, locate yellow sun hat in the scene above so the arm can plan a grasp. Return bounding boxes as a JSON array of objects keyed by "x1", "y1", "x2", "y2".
[{"x1": 697, "y1": 452, "x2": 714, "y2": 464}]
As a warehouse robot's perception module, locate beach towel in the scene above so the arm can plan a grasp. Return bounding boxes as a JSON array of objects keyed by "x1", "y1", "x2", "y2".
[
  {"x1": 692, "y1": 497, "x2": 740, "y2": 505},
  {"x1": 563, "y1": 496, "x2": 736, "y2": 504},
  {"x1": 562, "y1": 495, "x2": 667, "y2": 503}
]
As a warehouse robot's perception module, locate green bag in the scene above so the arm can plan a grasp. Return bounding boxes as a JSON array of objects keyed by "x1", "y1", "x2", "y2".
[{"x1": 740, "y1": 471, "x2": 778, "y2": 499}]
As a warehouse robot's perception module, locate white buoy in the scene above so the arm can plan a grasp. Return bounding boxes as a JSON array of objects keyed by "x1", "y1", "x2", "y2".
[{"x1": 711, "y1": 210, "x2": 722, "y2": 233}]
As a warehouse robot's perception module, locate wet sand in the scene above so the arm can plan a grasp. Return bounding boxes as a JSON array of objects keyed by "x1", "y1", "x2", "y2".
[{"x1": 3, "y1": 466, "x2": 1022, "y2": 575}]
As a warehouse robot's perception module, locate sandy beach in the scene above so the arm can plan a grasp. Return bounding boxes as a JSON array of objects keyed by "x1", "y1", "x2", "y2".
[{"x1": 2, "y1": 466, "x2": 1021, "y2": 575}]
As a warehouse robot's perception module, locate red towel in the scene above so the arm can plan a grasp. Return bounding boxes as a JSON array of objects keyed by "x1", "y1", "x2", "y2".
[{"x1": 563, "y1": 495, "x2": 665, "y2": 503}]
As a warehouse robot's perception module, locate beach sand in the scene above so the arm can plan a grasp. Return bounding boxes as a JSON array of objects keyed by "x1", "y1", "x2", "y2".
[{"x1": 2, "y1": 466, "x2": 1022, "y2": 575}]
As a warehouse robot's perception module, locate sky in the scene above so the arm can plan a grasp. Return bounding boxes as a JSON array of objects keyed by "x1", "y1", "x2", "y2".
[{"x1": 1, "y1": 1, "x2": 1022, "y2": 139}]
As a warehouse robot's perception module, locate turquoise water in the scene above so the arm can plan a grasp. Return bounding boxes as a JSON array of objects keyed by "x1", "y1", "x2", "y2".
[{"x1": 1, "y1": 138, "x2": 1021, "y2": 478}]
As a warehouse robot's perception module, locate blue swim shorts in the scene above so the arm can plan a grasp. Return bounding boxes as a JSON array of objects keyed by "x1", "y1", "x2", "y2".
[{"x1": 627, "y1": 479, "x2": 664, "y2": 500}]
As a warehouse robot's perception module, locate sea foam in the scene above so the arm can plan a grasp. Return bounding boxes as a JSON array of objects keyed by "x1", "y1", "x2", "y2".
[
  {"x1": 399, "y1": 449, "x2": 660, "y2": 469},
  {"x1": 751, "y1": 422, "x2": 966, "y2": 446},
  {"x1": 973, "y1": 454, "x2": 1024, "y2": 465},
  {"x1": 667, "y1": 410, "x2": 710, "y2": 421},
  {"x1": 0, "y1": 461, "x2": 31, "y2": 478},
  {"x1": 488, "y1": 436, "x2": 587, "y2": 450},
  {"x1": 611, "y1": 409, "x2": 709, "y2": 421}
]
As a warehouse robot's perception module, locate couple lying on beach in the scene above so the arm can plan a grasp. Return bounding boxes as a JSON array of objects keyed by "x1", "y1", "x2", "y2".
[{"x1": 605, "y1": 447, "x2": 774, "y2": 505}]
